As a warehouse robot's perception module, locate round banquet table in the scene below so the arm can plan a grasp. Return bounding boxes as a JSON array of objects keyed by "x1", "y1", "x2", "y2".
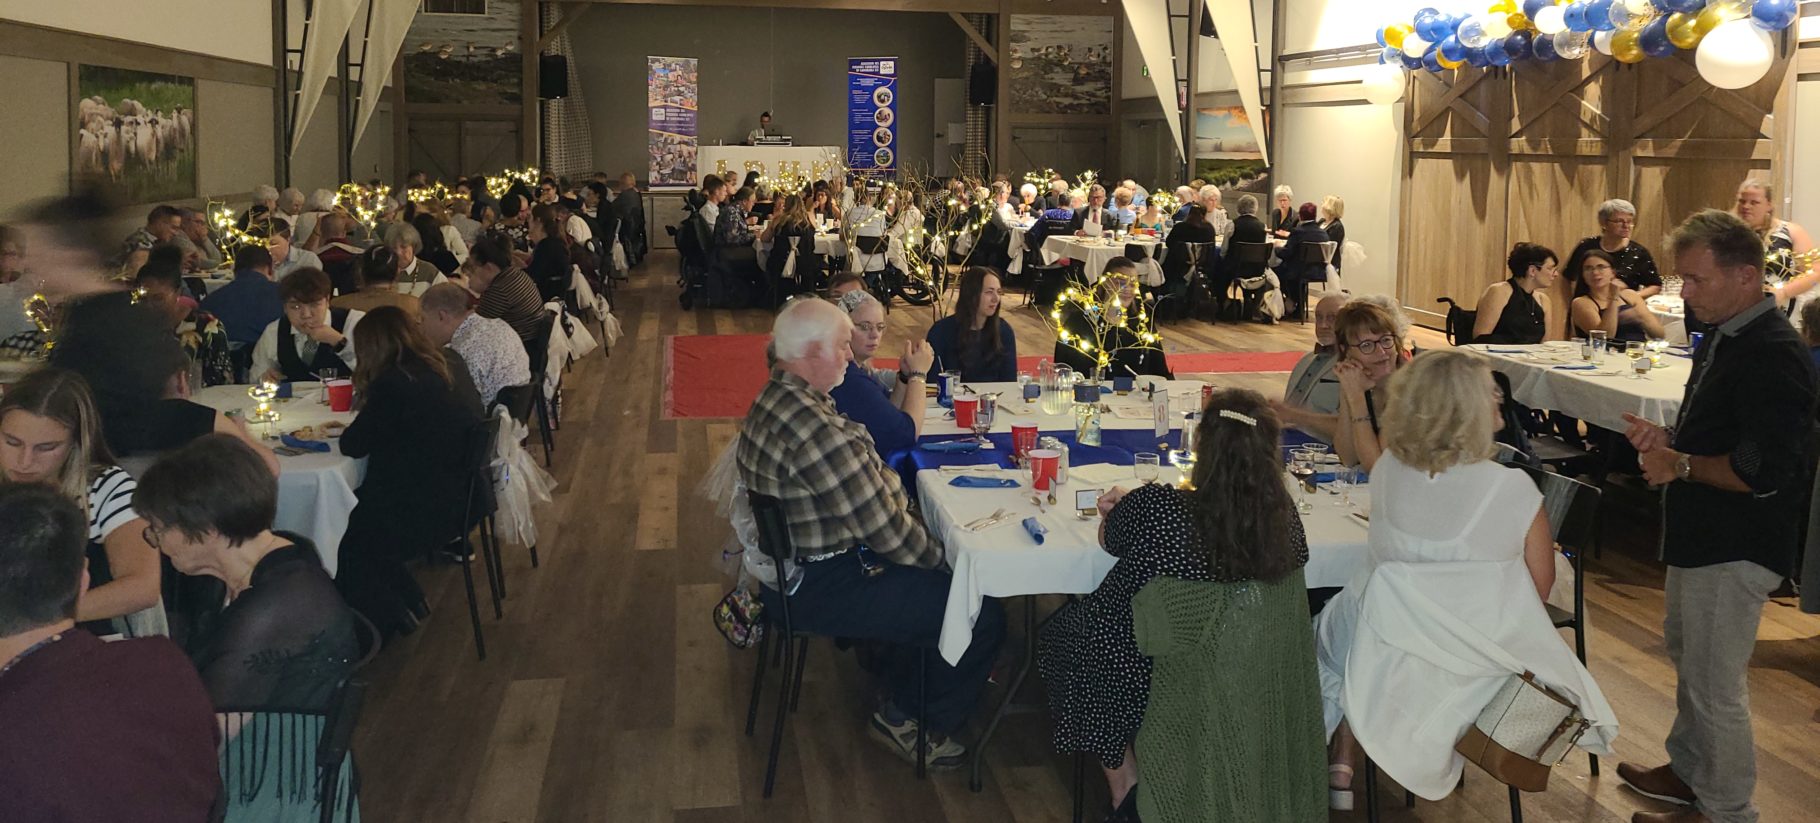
[
  {"x1": 1467, "y1": 342, "x2": 1691, "y2": 432},
  {"x1": 1040, "y1": 235, "x2": 1164, "y2": 283},
  {"x1": 191, "y1": 383, "x2": 364, "y2": 576}
]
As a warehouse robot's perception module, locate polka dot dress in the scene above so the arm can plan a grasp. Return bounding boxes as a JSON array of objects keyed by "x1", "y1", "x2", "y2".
[{"x1": 1036, "y1": 482, "x2": 1308, "y2": 768}]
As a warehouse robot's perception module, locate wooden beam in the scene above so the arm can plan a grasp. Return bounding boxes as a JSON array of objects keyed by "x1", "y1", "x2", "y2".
[
  {"x1": 1409, "y1": 137, "x2": 1491, "y2": 154},
  {"x1": 1654, "y1": 57, "x2": 1773, "y2": 137},
  {"x1": 947, "y1": 12, "x2": 996, "y2": 64},
  {"x1": 1413, "y1": 70, "x2": 1491, "y2": 137},
  {"x1": 1505, "y1": 137, "x2": 1608, "y2": 156},
  {"x1": 1631, "y1": 137, "x2": 1776, "y2": 161},
  {"x1": 535, "y1": 3, "x2": 590, "y2": 54}
]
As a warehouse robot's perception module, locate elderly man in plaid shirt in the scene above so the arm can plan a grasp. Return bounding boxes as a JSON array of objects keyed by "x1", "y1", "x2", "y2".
[{"x1": 739, "y1": 298, "x2": 1006, "y2": 770}]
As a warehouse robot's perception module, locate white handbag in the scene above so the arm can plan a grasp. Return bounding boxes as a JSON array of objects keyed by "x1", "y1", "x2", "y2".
[{"x1": 1455, "y1": 671, "x2": 1590, "y2": 792}]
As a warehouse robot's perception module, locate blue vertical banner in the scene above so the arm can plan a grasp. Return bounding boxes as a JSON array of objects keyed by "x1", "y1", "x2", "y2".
[
  {"x1": 847, "y1": 57, "x2": 897, "y2": 176},
  {"x1": 647, "y1": 56, "x2": 698, "y2": 188}
]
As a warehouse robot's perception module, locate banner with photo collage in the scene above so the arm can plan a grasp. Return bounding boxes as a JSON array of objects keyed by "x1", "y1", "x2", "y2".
[
  {"x1": 847, "y1": 56, "x2": 897, "y2": 176},
  {"x1": 647, "y1": 56, "x2": 698, "y2": 189}
]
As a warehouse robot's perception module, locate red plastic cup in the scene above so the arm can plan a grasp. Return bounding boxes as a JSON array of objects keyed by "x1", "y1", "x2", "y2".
[
  {"x1": 953, "y1": 394, "x2": 979, "y2": 429},
  {"x1": 1011, "y1": 423, "x2": 1039, "y2": 459},
  {"x1": 1028, "y1": 449, "x2": 1060, "y2": 492},
  {"x1": 326, "y1": 379, "x2": 354, "y2": 413}
]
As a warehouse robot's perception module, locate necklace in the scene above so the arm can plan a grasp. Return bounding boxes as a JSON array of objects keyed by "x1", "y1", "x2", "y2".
[{"x1": 0, "y1": 632, "x2": 66, "y2": 678}]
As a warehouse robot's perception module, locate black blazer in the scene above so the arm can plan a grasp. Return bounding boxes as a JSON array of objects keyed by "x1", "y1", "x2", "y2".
[
  {"x1": 1270, "y1": 208, "x2": 1299, "y2": 235},
  {"x1": 1067, "y1": 205, "x2": 1115, "y2": 235},
  {"x1": 1162, "y1": 220, "x2": 1217, "y2": 283},
  {"x1": 1276, "y1": 223, "x2": 1332, "y2": 286},
  {"x1": 339, "y1": 353, "x2": 484, "y2": 552},
  {"x1": 1223, "y1": 213, "x2": 1269, "y2": 253}
]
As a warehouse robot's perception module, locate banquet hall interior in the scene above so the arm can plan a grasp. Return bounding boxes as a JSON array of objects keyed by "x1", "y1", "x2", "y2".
[{"x1": 3, "y1": 0, "x2": 1820, "y2": 822}]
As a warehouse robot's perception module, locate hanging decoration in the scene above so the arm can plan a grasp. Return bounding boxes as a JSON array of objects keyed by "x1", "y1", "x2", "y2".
[{"x1": 1366, "y1": 0, "x2": 1790, "y2": 97}]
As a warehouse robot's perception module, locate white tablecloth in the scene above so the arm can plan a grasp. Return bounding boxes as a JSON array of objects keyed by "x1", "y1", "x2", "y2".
[
  {"x1": 1040, "y1": 236, "x2": 1163, "y2": 283},
  {"x1": 919, "y1": 463, "x2": 1370, "y2": 664},
  {"x1": 922, "y1": 379, "x2": 1204, "y2": 438},
  {"x1": 1005, "y1": 222, "x2": 1034, "y2": 274},
  {"x1": 1467, "y1": 343, "x2": 1689, "y2": 431},
  {"x1": 1647, "y1": 295, "x2": 1690, "y2": 345},
  {"x1": 192, "y1": 384, "x2": 363, "y2": 576},
  {"x1": 754, "y1": 230, "x2": 841, "y2": 258}
]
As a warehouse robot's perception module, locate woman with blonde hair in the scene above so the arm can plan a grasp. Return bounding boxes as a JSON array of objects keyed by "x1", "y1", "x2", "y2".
[
  {"x1": 1313, "y1": 349, "x2": 1617, "y2": 809},
  {"x1": 1319, "y1": 195, "x2": 1346, "y2": 278},
  {"x1": 0, "y1": 367, "x2": 161, "y2": 635},
  {"x1": 1735, "y1": 177, "x2": 1818, "y2": 316}
]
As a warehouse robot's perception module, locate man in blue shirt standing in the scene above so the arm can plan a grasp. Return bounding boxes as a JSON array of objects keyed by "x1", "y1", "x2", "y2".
[{"x1": 200, "y1": 246, "x2": 282, "y2": 349}]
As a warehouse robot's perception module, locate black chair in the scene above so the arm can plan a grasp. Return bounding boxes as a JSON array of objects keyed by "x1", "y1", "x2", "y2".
[
  {"x1": 183, "y1": 276, "x2": 209, "y2": 301},
  {"x1": 1176, "y1": 241, "x2": 1224, "y2": 322},
  {"x1": 1227, "y1": 241, "x2": 1274, "y2": 322},
  {"x1": 443, "y1": 417, "x2": 504, "y2": 660},
  {"x1": 516, "y1": 313, "x2": 556, "y2": 467},
  {"x1": 1287, "y1": 240, "x2": 1334, "y2": 323},
  {"x1": 1437, "y1": 297, "x2": 1478, "y2": 345},
  {"x1": 314, "y1": 678, "x2": 367, "y2": 823},
  {"x1": 974, "y1": 220, "x2": 1011, "y2": 273},
  {"x1": 743, "y1": 492, "x2": 930, "y2": 796},
  {"x1": 214, "y1": 676, "x2": 367, "y2": 823}
]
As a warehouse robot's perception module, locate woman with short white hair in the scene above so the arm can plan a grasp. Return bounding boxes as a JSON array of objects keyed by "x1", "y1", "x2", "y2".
[
  {"x1": 1017, "y1": 182, "x2": 1039, "y2": 216},
  {"x1": 827, "y1": 289, "x2": 932, "y2": 457},
  {"x1": 1562, "y1": 198, "x2": 1662, "y2": 298},
  {"x1": 1271, "y1": 184, "x2": 1297, "y2": 237}
]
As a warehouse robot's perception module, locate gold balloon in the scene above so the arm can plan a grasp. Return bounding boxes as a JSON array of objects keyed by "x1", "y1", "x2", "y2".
[
  {"x1": 1508, "y1": 12, "x2": 1532, "y2": 31},
  {"x1": 1385, "y1": 23, "x2": 1414, "y2": 49},
  {"x1": 1665, "y1": 11, "x2": 1705, "y2": 49},
  {"x1": 1612, "y1": 29, "x2": 1646, "y2": 64},
  {"x1": 1489, "y1": 0, "x2": 1518, "y2": 12},
  {"x1": 1438, "y1": 52, "x2": 1467, "y2": 69},
  {"x1": 1694, "y1": 1, "x2": 1743, "y2": 35}
]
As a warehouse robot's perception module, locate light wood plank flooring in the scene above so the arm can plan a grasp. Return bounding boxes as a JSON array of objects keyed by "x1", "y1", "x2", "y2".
[{"x1": 352, "y1": 252, "x2": 1820, "y2": 822}]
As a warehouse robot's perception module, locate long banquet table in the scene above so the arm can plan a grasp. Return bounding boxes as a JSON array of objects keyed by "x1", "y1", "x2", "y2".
[{"x1": 1466, "y1": 342, "x2": 1690, "y2": 432}]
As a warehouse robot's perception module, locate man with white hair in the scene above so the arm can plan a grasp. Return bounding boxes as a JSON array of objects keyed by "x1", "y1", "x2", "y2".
[
  {"x1": 1271, "y1": 293, "x2": 1348, "y2": 439},
  {"x1": 278, "y1": 188, "x2": 305, "y2": 220},
  {"x1": 1172, "y1": 185, "x2": 1196, "y2": 222},
  {"x1": 1120, "y1": 178, "x2": 1148, "y2": 207},
  {"x1": 737, "y1": 298, "x2": 1005, "y2": 771}
]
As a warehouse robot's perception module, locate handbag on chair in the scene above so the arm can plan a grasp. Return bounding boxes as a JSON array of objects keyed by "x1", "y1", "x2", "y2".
[{"x1": 1454, "y1": 671, "x2": 1590, "y2": 792}]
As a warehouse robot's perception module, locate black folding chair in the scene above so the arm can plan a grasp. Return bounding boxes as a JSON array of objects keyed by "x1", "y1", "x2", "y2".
[
  {"x1": 1436, "y1": 297, "x2": 1479, "y2": 345},
  {"x1": 1512, "y1": 463, "x2": 1600, "y2": 775},
  {"x1": 214, "y1": 676, "x2": 367, "y2": 823},
  {"x1": 513, "y1": 313, "x2": 556, "y2": 467},
  {"x1": 1227, "y1": 241, "x2": 1274, "y2": 322},
  {"x1": 1288, "y1": 240, "x2": 1334, "y2": 323},
  {"x1": 444, "y1": 417, "x2": 505, "y2": 660}
]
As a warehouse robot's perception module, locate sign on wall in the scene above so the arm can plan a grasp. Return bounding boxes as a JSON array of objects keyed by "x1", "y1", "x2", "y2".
[
  {"x1": 648, "y1": 56, "x2": 698, "y2": 189},
  {"x1": 847, "y1": 57, "x2": 897, "y2": 176}
]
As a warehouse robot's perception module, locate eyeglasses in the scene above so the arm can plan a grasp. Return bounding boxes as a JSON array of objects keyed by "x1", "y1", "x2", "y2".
[
  {"x1": 853, "y1": 322, "x2": 887, "y2": 335},
  {"x1": 142, "y1": 523, "x2": 166, "y2": 549},
  {"x1": 1347, "y1": 335, "x2": 1396, "y2": 355}
]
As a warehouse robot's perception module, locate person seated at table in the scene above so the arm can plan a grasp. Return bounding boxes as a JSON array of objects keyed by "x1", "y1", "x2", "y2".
[
  {"x1": 411, "y1": 212, "x2": 463, "y2": 277},
  {"x1": 0, "y1": 484, "x2": 223, "y2": 822},
  {"x1": 1017, "y1": 182, "x2": 1040, "y2": 216},
  {"x1": 1134, "y1": 199, "x2": 1167, "y2": 234},
  {"x1": 1571, "y1": 248, "x2": 1665, "y2": 345},
  {"x1": 760, "y1": 195, "x2": 815, "y2": 300},
  {"x1": 739, "y1": 298, "x2": 1005, "y2": 769},
  {"x1": 334, "y1": 306, "x2": 483, "y2": 639},
  {"x1": 1069, "y1": 184, "x2": 1115, "y2": 237},
  {"x1": 1332, "y1": 300, "x2": 1406, "y2": 472},
  {"x1": 1269, "y1": 185, "x2": 1299, "y2": 238},
  {"x1": 1038, "y1": 388, "x2": 1317, "y2": 819},
  {"x1": 826, "y1": 270, "x2": 867, "y2": 300},
  {"x1": 463, "y1": 235, "x2": 547, "y2": 344},
  {"x1": 0, "y1": 368, "x2": 162, "y2": 636},
  {"x1": 1026, "y1": 191, "x2": 1082, "y2": 251},
  {"x1": 251, "y1": 267, "x2": 362, "y2": 384},
  {"x1": 1804, "y1": 299, "x2": 1820, "y2": 369},
  {"x1": 1054, "y1": 258, "x2": 1172, "y2": 379},
  {"x1": 1042, "y1": 178, "x2": 1071, "y2": 211},
  {"x1": 925, "y1": 267, "x2": 1017, "y2": 382},
  {"x1": 1221, "y1": 194, "x2": 1268, "y2": 257},
  {"x1": 1272, "y1": 294, "x2": 1348, "y2": 440},
  {"x1": 829, "y1": 290, "x2": 932, "y2": 458},
  {"x1": 1160, "y1": 204, "x2": 1217, "y2": 315},
  {"x1": 109, "y1": 339, "x2": 279, "y2": 471},
  {"x1": 525, "y1": 208, "x2": 572, "y2": 304},
  {"x1": 420, "y1": 282, "x2": 529, "y2": 410},
  {"x1": 200, "y1": 245, "x2": 282, "y2": 349},
  {"x1": 1315, "y1": 349, "x2": 1616, "y2": 808},
  {"x1": 1110, "y1": 186, "x2": 1137, "y2": 229},
  {"x1": 1563, "y1": 199, "x2": 1661, "y2": 298},
  {"x1": 1735, "y1": 177, "x2": 1816, "y2": 311},
  {"x1": 135, "y1": 255, "x2": 235, "y2": 387},
  {"x1": 809, "y1": 183, "x2": 842, "y2": 225},
  {"x1": 1274, "y1": 203, "x2": 1331, "y2": 318},
  {"x1": 1319, "y1": 196, "x2": 1347, "y2": 279},
  {"x1": 1471, "y1": 242, "x2": 1561, "y2": 345},
  {"x1": 262, "y1": 222, "x2": 323, "y2": 282},
  {"x1": 987, "y1": 181, "x2": 1018, "y2": 234},
  {"x1": 1196, "y1": 185, "x2": 1232, "y2": 239},
  {"x1": 846, "y1": 187, "x2": 886, "y2": 239},
  {"x1": 333, "y1": 245, "x2": 420, "y2": 318}
]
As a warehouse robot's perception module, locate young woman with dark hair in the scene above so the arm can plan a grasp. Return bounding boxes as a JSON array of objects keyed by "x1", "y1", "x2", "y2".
[{"x1": 923, "y1": 266, "x2": 1017, "y2": 382}]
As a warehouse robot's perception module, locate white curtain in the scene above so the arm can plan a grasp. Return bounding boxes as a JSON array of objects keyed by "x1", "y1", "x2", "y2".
[
  {"x1": 291, "y1": 0, "x2": 361, "y2": 158},
  {"x1": 351, "y1": 0, "x2": 418, "y2": 150}
]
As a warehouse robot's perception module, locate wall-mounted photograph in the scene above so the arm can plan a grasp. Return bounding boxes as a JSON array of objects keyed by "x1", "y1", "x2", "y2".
[
  {"x1": 405, "y1": 0, "x2": 522, "y2": 105},
  {"x1": 1194, "y1": 106, "x2": 1268, "y2": 195},
  {"x1": 1008, "y1": 15, "x2": 1113, "y2": 116},
  {"x1": 76, "y1": 65, "x2": 197, "y2": 204}
]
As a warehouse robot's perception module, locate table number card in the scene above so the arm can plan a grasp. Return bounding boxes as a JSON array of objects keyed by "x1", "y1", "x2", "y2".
[{"x1": 1153, "y1": 392, "x2": 1169, "y2": 438}]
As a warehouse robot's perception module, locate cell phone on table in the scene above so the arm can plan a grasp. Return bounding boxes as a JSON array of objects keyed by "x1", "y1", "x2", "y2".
[{"x1": 1076, "y1": 488, "x2": 1104, "y2": 516}]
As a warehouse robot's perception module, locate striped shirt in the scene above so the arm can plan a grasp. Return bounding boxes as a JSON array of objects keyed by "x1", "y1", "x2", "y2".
[
  {"x1": 87, "y1": 466, "x2": 138, "y2": 542},
  {"x1": 478, "y1": 267, "x2": 547, "y2": 341}
]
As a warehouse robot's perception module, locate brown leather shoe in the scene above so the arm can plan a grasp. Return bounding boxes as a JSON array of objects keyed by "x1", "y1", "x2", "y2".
[
  {"x1": 1618, "y1": 761, "x2": 1696, "y2": 805},
  {"x1": 1631, "y1": 808, "x2": 1709, "y2": 823}
]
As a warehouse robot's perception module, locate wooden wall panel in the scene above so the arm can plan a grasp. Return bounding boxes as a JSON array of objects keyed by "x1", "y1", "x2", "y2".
[
  {"x1": 1508, "y1": 158, "x2": 1610, "y2": 339},
  {"x1": 1402, "y1": 154, "x2": 1504, "y2": 323}
]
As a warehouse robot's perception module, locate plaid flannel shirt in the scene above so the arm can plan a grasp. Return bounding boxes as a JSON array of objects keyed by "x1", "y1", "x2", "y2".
[{"x1": 737, "y1": 369, "x2": 942, "y2": 569}]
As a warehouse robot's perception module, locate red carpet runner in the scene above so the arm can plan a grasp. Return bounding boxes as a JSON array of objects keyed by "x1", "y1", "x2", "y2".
[{"x1": 664, "y1": 333, "x2": 1306, "y2": 419}]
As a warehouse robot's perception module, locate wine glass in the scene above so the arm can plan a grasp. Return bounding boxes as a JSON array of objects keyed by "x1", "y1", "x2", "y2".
[
  {"x1": 1134, "y1": 452, "x2": 1160, "y2": 484},
  {"x1": 1289, "y1": 449, "x2": 1317, "y2": 515},
  {"x1": 1330, "y1": 465, "x2": 1358, "y2": 507},
  {"x1": 1625, "y1": 341, "x2": 1648, "y2": 379}
]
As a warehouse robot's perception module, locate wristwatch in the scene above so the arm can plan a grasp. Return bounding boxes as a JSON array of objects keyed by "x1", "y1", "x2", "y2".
[{"x1": 1674, "y1": 453, "x2": 1693, "y2": 482}]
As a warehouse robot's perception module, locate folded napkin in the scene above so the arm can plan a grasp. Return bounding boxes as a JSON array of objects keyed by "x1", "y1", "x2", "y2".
[
  {"x1": 921, "y1": 439, "x2": 981, "y2": 453},
  {"x1": 1551, "y1": 364, "x2": 1598, "y2": 371},
  {"x1": 281, "y1": 433, "x2": 331, "y2": 452},
  {"x1": 949, "y1": 475, "x2": 1019, "y2": 488},
  {"x1": 1484, "y1": 347, "x2": 1533, "y2": 354},
  {"x1": 1022, "y1": 517, "x2": 1049, "y2": 545}
]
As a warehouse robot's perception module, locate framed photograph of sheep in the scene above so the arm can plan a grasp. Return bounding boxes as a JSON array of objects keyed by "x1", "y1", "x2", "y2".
[{"x1": 75, "y1": 65, "x2": 197, "y2": 204}]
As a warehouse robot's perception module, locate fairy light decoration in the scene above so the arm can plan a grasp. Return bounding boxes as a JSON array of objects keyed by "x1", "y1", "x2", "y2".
[{"x1": 1047, "y1": 267, "x2": 1163, "y2": 376}]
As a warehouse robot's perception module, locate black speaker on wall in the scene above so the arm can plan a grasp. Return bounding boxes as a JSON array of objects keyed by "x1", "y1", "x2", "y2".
[
  {"x1": 539, "y1": 54, "x2": 569, "y2": 99},
  {"x1": 969, "y1": 58, "x2": 996, "y2": 106}
]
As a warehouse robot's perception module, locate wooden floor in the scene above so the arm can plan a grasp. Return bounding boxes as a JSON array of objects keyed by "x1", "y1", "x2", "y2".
[{"x1": 354, "y1": 252, "x2": 1820, "y2": 823}]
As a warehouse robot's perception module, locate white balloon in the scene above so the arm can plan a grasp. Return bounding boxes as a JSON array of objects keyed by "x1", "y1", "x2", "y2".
[
  {"x1": 1593, "y1": 29, "x2": 1616, "y2": 55},
  {"x1": 1458, "y1": 17, "x2": 1491, "y2": 49},
  {"x1": 1535, "y1": 5, "x2": 1569, "y2": 34},
  {"x1": 1362, "y1": 62, "x2": 1407, "y2": 105},
  {"x1": 1696, "y1": 19, "x2": 1774, "y2": 90},
  {"x1": 1555, "y1": 31, "x2": 1590, "y2": 59},
  {"x1": 1402, "y1": 34, "x2": 1432, "y2": 59},
  {"x1": 1622, "y1": 0, "x2": 1654, "y2": 15},
  {"x1": 1484, "y1": 15, "x2": 1513, "y2": 39}
]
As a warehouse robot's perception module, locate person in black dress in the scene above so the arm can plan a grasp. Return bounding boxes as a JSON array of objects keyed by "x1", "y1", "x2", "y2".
[
  {"x1": 1161, "y1": 204, "x2": 1218, "y2": 318},
  {"x1": 1471, "y1": 242, "x2": 1559, "y2": 345},
  {"x1": 1562, "y1": 199, "x2": 1662, "y2": 298},
  {"x1": 334, "y1": 306, "x2": 484, "y2": 638},
  {"x1": 525, "y1": 207, "x2": 572, "y2": 303},
  {"x1": 1038, "y1": 389, "x2": 1309, "y2": 816},
  {"x1": 1270, "y1": 185, "x2": 1299, "y2": 237}
]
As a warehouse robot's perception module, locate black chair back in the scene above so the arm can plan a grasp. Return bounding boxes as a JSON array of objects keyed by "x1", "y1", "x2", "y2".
[
  {"x1": 1291, "y1": 242, "x2": 1329, "y2": 264},
  {"x1": 527, "y1": 311, "x2": 556, "y2": 376},
  {"x1": 1436, "y1": 297, "x2": 1477, "y2": 346},
  {"x1": 1041, "y1": 215, "x2": 1073, "y2": 240},
  {"x1": 494, "y1": 384, "x2": 534, "y2": 424},
  {"x1": 1231, "y1": 240, "x2": 1272, "y2": 266},
  {"x1": 1124, "y1": 243, "x2": 1150, "y2": 262},
  {"x1": 316, "y1": 678, "x2": 366, "y2": 823},
  {"x1": 183, "y1": 276, "x2": 209, "y2": 300},
  {"x1": 1514, "y1": 464, "x2": 1599, "y2": 551},
  {"x1": 746, "y1": 491, "x2": 797, "y2": 637},
  {"x1": 855, "y1": 234, "x2": 888, "y2": 255}
]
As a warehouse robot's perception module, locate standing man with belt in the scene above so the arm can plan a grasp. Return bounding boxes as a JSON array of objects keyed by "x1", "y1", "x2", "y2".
[{"x1": 1619, "y1": 209, "x2": 1819, "y2": 823}]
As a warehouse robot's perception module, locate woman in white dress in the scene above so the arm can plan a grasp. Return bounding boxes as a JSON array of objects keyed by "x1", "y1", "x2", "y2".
[{"x1": 1314, "y1": 349, "x2": 1618, "y2": 809}]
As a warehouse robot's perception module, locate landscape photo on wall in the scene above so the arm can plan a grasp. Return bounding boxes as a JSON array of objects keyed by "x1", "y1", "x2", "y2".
[
  {"x1": 76, "y1": 65, "x2": 197, "y2": 204},
  {"x1": 1008, "y1": 14, "x2": 1113, "y2": 116}
]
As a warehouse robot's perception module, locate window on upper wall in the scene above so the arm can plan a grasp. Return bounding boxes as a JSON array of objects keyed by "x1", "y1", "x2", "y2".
[{"x1": 422, "y1": 0, "x2": 486, "y2": 14}]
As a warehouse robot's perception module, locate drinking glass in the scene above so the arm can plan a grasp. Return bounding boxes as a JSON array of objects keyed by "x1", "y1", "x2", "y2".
[
  {"x1": 1625, "y1": 341, "x2": 1648, "y2": 379},
  {"x1": 1330, "y1": 465, "x2": 1356, "y2": 506},
  {"x1": 971, "y1": 395, "x2": 996, "y2": 444},
  {"x1": 1289, "y1": 449, "x2": 1317, "y2": 515},
  {"x1": 1588, "y1": 330, "x2": 1609, "y2": 364},
  {"x1": 1647, "y1": 337, "x2": 1667, "y2": 367},
  {"x1": 1134, "y1": 453, "x2": 1160, "y2": 484},
  {"x1": 316, "y1": 367, "x2": 341, "y2": 404}
]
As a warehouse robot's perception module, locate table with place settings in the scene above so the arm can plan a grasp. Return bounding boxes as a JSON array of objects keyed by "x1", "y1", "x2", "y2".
[
  {"x1": 1039, "y1": 235, "x2": 1164, "y2": 283},
  {"x1": 1466, "y1": 342, "x2": 1691, "y2": 432}
]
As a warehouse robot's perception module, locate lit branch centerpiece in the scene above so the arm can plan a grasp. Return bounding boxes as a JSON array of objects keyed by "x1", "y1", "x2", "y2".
[{"x1": 1047, "y1": 267, "x2": 1164, "y2": 447}]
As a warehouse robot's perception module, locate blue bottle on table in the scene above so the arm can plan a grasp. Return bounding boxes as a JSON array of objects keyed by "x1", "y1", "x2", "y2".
[{"x1": 937, "y1": 371, "x2": 959, "y2": 408}]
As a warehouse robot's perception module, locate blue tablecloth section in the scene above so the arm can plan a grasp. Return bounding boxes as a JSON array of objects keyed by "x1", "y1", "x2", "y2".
[{"x1": 894, "y1": 425, "x2": 1332, "y2": 493}]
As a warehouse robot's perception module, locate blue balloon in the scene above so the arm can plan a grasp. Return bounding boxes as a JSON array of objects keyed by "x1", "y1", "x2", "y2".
[
  {"x1": 1466, "y1": 45, "x2": 1491, "y2": 68},
  {"x1": 1564, "y1": 2, "x2": 1591, "y2": 32},
  {"x1": 1586, "y1": 0, "x2": 1618, "y2": 31},
  {"x1": 1522, "y1": 0, "x2": 1551, "y2": 20},
  {"x1": 1435, "y1": 13, "x2": 1462, "y2": 37},
  {"x1": 1401, "y1": 50, "x2": 1425, "y2": 70},
  {"x1": 1422, "y1": 49, "x2": 1444, "y2": 73},
  {"x1": 1659, "y1": 0, "x2": 1704, "y2": 13},
  {"x1": 1639, "y1": 15, "x2": 1676, "y2": 56},
  {"x1": 1486, "y1": 40, "x2": 1515, "y2": 67},
  {"x1": 1381, "y1": 46, "x2": 1401, "y2": 65},
  {"x1": 1376, "y1": 27, "x2": 1389, "y2": 48},
  {"x1": 1414, "y1": 7, "x2": 1442, "y2": 40},
  {"x1": 1505, "y1": 30, "x2": 1535, "y2": 61},
  {"x1": 1533, "y1": 33, "x2": 1560, "y2": 62},
  {"x1": 1752, "y1": 0, "x2": 1799, "y2": 32},
  {"x1": 1440, "y1": 35, "x2": 1468, "y2": 63}
]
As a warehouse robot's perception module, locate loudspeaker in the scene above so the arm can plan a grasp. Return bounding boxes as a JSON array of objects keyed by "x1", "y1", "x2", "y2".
[
  {"x1": 968, "y1": 59, "x2": 996, "y2": 106},
  {"x1": 539, "y1": 54, "x2": 569, "y2": 99}
]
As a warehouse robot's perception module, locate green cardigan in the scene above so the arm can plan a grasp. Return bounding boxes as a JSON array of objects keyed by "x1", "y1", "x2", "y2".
[{"x1": 1131, "y1": 570, "x2": 1328, "y2": 823}]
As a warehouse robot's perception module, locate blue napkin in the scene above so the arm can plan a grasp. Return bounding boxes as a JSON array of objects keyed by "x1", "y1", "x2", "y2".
[
  {"x1": 1551, "y1": 364, "x2": 1598, "y2": 371},
  {"x1": 275, "y1": 382, "x2": 294, "y2": 399},
  {"x1": 281, "y1": 433, "x2": 330, "y2": 452},
  {"x1": 949, "y1": 475, "x2": 1018, "y2": 488},
  {"x1": 921, "y1": 439, "x2": 981, "y2": 453},
  {"x1": 1022, "y1": 517, "x2": 1048, "y2": 545}
]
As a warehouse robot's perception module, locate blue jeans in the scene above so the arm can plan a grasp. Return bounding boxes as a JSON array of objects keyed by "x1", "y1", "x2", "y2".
[{"x1": 759, "y1": 552, "x2": 1005, "y2": 734}]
